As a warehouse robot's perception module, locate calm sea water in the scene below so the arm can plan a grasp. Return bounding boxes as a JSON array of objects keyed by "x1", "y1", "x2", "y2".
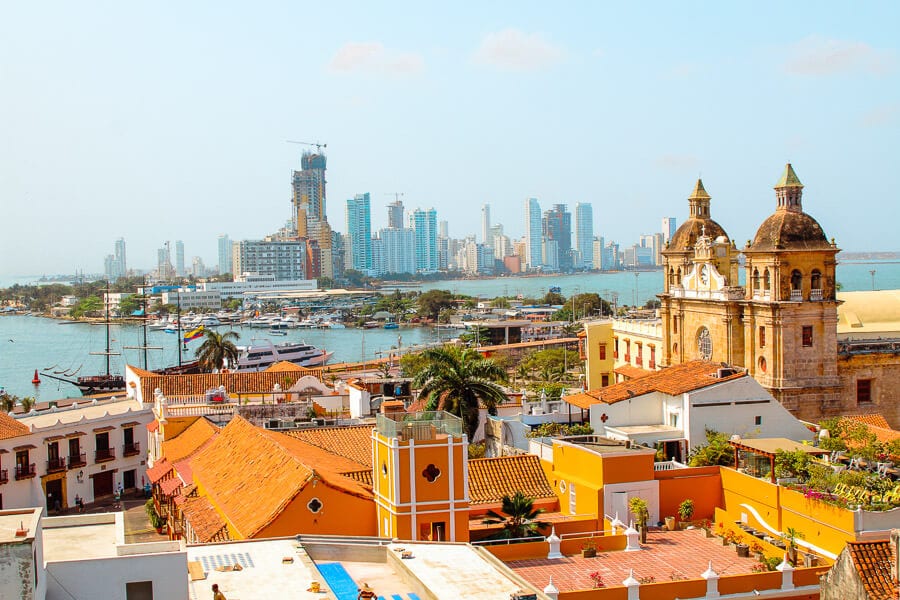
[{"x1": 1, "y1": 260, "x2": 897, "y2": 399}]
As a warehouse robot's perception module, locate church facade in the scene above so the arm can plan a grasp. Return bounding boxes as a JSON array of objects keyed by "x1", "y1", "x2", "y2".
[{"x1": 658, "y1": 165, "x2": 844, "y2": 421}]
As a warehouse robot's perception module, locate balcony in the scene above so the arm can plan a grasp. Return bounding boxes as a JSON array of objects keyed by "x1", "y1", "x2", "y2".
[
  {"x1": 46, "y1": 457, "x2": 67, "y2": 473},
  {"x1": 790, "y1": 289, "x2": 803, "y2": 302},
  {"x1": 0, "y1": 469, "x2": 7, "y2": 484},
  {"x1": 15, "y1": 463, "x2": 37, "y2": 480},
  {"x1": 68, "y1": 453, "x2": 87, "y2": 469},
  {"x1": 810, "y1": 288, "x2": 824, "y2": 301},
  {"x1": 123, "y1": 441, "x2": 141, "y2": 457},
  {"x1": 95, "y1": 447, "x2": 116, "y2": 463}
]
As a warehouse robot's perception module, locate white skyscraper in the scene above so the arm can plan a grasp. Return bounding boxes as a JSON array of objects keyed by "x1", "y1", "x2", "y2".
[
  {"x1": 481, "y1": 204, "x2": 491, "y2": 245},
  {"x1": 524, "y1": 197, "x2": 543, "y2": 270},
  {"x1": 175, "y1": 240, "x2": 185, "y2": 277},
  {"x1": 574, "y1": 202, "x2": 594, "y2": 270},
  {"x1": 662, "y1": 217, "x2": 677, "y2": 243}
]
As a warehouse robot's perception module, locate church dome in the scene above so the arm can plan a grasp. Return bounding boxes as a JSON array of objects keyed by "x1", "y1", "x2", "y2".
[
  {"x1": 749, "y1": 210, "x2": 830, "y2": 251},
  {"x1": 668, "y1": 218, "x2": 729, "y2": 251},
  {"x1": 748, "y1": 164, "x2": 832, "y2": 252},
  {"x1": 666, "y1": 178, "x2": 730, "y2": 252}
]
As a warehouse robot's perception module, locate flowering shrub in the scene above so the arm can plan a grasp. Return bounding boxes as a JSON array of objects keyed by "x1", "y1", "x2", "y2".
[
  {"x1": 589, "y1": 571, "x2": 605, "y2": 588},
  {"x1": 669, "y1": 571, "x2": 687, "y2": 581},
  {"x1": 638, "y1": 575, "x2": 656, "y2": 584},
  {"x1": 750, "y1": 562, "x2": 769, "y2": 573}
]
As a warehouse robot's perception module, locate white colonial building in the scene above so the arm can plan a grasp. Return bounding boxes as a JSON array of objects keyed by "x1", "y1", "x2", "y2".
[{"x1": 0, "y1": 396, "x2": 152, "y2": 511}]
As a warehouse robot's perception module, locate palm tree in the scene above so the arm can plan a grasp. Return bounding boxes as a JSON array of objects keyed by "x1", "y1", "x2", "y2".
[
  {"x1": 0, "y1": 393, "x2": 17, "y2": 413},
  {"x1": 412, "y1": 345, "x2": 508, "y2": 440},
  {"x1": 481, "y1": 491, "x2": 550, "y2": 540},
  {"x1": 195, "y1": 330, "x2": 241, "y2": 372}
]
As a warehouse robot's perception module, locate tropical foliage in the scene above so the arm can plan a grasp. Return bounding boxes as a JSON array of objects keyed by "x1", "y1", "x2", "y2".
[
  {"x1": 412, "y1": 345, "x2": 508, "y2": 440},
  {"x1": 527, "y1": 422, "x2": 594, "y2": 438},
  {"x1": 688, "y1": 429, "x2": 735, "y2": 467},
  {"x1": 195, "y1": 329, "x2": 241, "y2": 372},
  {"x1": 481, "y1": 492, "x2": 549, "y2": 540}
]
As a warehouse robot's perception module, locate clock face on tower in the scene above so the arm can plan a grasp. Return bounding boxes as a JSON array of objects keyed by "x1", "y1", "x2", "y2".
[{"x1": 699, "y1": 264, "x2": 709, "y2": 285}]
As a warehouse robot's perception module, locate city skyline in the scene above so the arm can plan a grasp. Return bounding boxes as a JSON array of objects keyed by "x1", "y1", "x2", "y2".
[{"x1": 1, "y1": 2, "x2": 898, "y2": 276}]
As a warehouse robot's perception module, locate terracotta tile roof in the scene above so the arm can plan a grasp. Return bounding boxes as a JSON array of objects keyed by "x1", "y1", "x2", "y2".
[
  {"x1": 847, "y1": 540, "x2": 898, "y2": 600},
  {"x1": 342, "y1": 469, "x2": 373, "y2": 487},
  {"x1": 0, "y1": 412, "x2": 30, "y2": 440},
  {"x1": 285, "y1": 425, "x2": 375, "y2": 468},
  {"x1": 189, "y1": 417, "x2": 372, "y2": 538},
  {"x1": 265, "y1": 361, "x2": 306, "y2": 372},
  {"x1": 564, "y1": 361, "x2": 746, "y2": 408},
  {"x1": 160, "y1": 477, "x2": 183, "y2": 496},
  {"x1": 181, "y1": 494, "x2": 229, "y2": 543},
  {"x1": 135, "y1": 368, "x2": 324, "y2": 398},
  {"x1": 162, "y1": 417, "x2": 219, "y2": 463},
  {"x1": 174, "y1": 459, "x2": 194, "y2": 484},
  {"x1": 468, "y1": 454, "x2": 556, "y2": 505},
  {"x1": 614, "y1": 364, "x2": 653, "y2": 380},
  {"x1": 146, "y1": 459, "x2": 173, "y2": 484},
  {"x1": 846, "y1": 414, "x2": 893, "y2": 429}
]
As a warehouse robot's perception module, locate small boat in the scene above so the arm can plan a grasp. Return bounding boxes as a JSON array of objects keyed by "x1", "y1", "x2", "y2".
[
  {"x1": 363, "y1": 321, "x2": 380, "y2": 329},
  {"x1": 267, "y1": 329, "x2": 288, "y2": 336},
  {"x1": 383, "y1": 322, "x2": 399, "y2": 329}
]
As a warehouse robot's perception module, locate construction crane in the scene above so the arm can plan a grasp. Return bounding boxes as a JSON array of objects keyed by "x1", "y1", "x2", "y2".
[
  {"x1": 384, "y1": 192, "x2": 405, "y2": 202},
  {"x1": 286, "y1": 140, "x2": 327, "y2": 153}
]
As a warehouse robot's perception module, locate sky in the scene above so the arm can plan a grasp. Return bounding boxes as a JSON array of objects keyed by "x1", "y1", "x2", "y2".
[{"x1": 1, "y1": 1, "x2": 898, "y2": 277}]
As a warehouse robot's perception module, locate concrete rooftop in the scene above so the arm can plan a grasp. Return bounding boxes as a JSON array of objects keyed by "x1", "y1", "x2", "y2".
[{"x1": 42, "y1": 516, "x2": 119, "y2": 561}]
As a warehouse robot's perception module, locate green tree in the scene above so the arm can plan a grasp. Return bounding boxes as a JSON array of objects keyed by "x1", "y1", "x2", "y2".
[
  {"x1": 417, "y1": 289, "x2": 456, "y2": 320},
  {"x1": 688, "y1": 429, "x2": 735, "y2": 467},
  {"x1": 412, "y1": 346, "x2": 508, "y2": 440},
  {"x1": 481, "y1": 491, "x2": 550, "y2": 540},
  {"x1": 70, "y1": 295, "x2": 103, "y2": 318},
  {"x1": 117, "y1": 294, "x2": 144, "y2": 316},
  {"x1": 0, "y1": 393, "x2": 18, "y2": 413},
  {"x1": 195, "y1": 329, "x2": 241, "y2": 372}
]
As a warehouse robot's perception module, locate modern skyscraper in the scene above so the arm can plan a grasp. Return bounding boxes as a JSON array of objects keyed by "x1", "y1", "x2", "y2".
[
  {"x1": 104, "y1": 238, "x2": 127, "y2": 281},
  {"x1": 157, "y1": 242, "x2": 175, "y2": 280},
  {"x1": 574, "y1": 203, "x2": 594, "y2": 270},
  {"x1": 411, "y1": 208, "x2": 438, "y2": 272},
  {"x1": 291, "y1": 150, "x2": 333, "y2": 278},
  {"x1": 346, "y1": 193, "x2": 373, "y2": 273},
  {"x1": 481, "y1": 204, "x2": 491, "y2": 245},
  {"x1": 543, "y1": 204, "x2": 572, "y2": 270},
  {"x1": 387, "y1": 199, "x2": 405, "y2": 229},
  {"x1": 217, "y1": 234, "x2": 233, "y2": 276},
  {"x1": 438, "y1": 220, "x2": 449, "y2": 239},
  {"x1": 662, "y1": 217, "x2": 677, "y2": 243},
  {"x1": 175, "y1": 240, "x2": 185, "y2": 277},
  {"x1": 524, "y1": 198, "x2": 543, "y2": 270},
  {"x1": 380, "y1": 228, "x2": 417, "y2": 275}
]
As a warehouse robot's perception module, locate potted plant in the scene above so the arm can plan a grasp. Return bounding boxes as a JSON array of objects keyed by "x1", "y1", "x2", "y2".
[
  {"x1": 628, "y1": 497, "x2": 650, "y2": 544},
  {"x1": 784, "y1": 527, "x2": 805, "y2": 565},
  {"x1": 699, "y1": 519, "x2": 714, "y2": 538},
  {"x1": 734, "y1": 533, "x2": 750, "y2": 557},
  {"x1": 677, "y1": 499, "x2": 695, "y2": 529},
  {"x1": 664, "y1": 516, "x2": 676, "y2": 531},
  {"x1": 582, "y1": 539, "x2": 597, "y2": 558},
  {"x1": 145, "y1": 499, "x2": 165, "y2": 534},
  {"x1": 750, "y1": 540, "x2": 765, "y2": 561},
  {"x1": 588, "y1": 571, "x2": 605, "y2": 588}
]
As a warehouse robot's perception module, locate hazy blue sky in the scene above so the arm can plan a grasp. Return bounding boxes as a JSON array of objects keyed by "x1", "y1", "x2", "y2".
[{"x1": 1, "y1": 1, "x2": 898, "y2": 276}]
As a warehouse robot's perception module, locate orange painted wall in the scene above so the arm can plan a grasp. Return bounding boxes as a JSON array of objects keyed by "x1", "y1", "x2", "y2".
[
  {"x1": 632, "y1": 580, "x2": 708, "y2": 600},
  {"x1": 560, "y1": 586, "x2": 628, "y2": 600},
  {"x1": 779, "y1": 487, "x2": 856, "y2": 557},
  {"x1": 656, "y1": 466, "x2": 722, "y2": 521},
  {"x1": 256, "y1": 482, "x2": 377, "y2": 538},
  {"x1": 720, "y1": 467, "x2": 782, "y2": 532},
  {"x1": 601, "y1": 452, "x2": 655, "y2": 485},
  {"x1": 162, "y1": 416, "x2": 199, "y2": 441},
  {"x1": 717, "y1": 572, "x2": 782, "y2": 595}
]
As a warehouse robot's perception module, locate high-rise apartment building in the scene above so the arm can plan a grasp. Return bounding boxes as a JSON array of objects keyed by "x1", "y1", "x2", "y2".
[
  {"x1": 217, "y1": 235, "x2": 232, "y2": 276},
  {"x1": 524, "y1": 198, "x2": 543, "y2": 270},
  {"x1": 157, "y1": 242, "x2": 175, "y2": 280},
  {"x1": 380, "y1": 228, "x2": 417, "y2": 275},
  {"x1": 291, "y1": 150, "x2": 333, "y2": 278},
  {"x1": 438, "y1": 220, "x2": 449, "y2": 239},
  {"x1": 481, "y1": 204, "x2": 491, "y2": 245},
  {"x1": 662, "y1": 217, "x2": 677, "y2": 243},
  {"x1": 543, "y1": 204, "x2": 572, "y2": 270},
  {"x1": 592, "y1": 237, "x2": 605, "y2": 270},
  {"x1": 232, "y1": 240, "x2": 308, "y2": 280},
  {"x1": 410, "y1": 208, "x2": 438, "y2": 272},
  {"x1": 104, "y1": 238, "x2": 127, "y2": 281},
  {"x1": 346, "y1": 193, "x2": 373, "y2": 273},
  {"x1": 574, "y1": 203, "x2": 594, "y2": 270},
  {"x1": 175, "y1": 240, "x2": 185, "y2": 277},
  {"x1": 387, "y1": 199, "x2": 405, "y2": 229}
]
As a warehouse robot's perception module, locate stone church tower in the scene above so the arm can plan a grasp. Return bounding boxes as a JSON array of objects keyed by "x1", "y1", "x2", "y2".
[
  {"x1": 741, "y1": 164, "x2": 842, "y2": 417},
  {"x1": 659, "y1": 165, "x2": 842, "y2": 420}
]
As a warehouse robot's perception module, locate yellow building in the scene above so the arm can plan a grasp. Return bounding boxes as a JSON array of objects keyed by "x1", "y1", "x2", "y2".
[{"x1": 373, "y1": 410, "x2": 470, "y2": 542}]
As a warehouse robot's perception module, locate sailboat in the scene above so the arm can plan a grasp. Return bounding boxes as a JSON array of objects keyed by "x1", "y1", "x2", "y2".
[{"x1": 43, "y1": 282, "x2": 126, "y2": 395}]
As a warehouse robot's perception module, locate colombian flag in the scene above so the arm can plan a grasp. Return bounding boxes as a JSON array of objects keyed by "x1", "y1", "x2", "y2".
[{"x1": 183, "y1": 325, "x2": 205, "y2": 343}]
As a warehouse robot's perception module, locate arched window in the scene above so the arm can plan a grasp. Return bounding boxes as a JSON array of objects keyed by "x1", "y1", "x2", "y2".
[
  {"x1": 763, "y1": 269, "x2": 770, "y2": 291},
  {"x1": 668, "y1": 267, "x2": 675, "y2": 285},
  {"x1": 791, "y1": 269, "x2": 802, "y2": 291},
  {"x1": 752, "y1": 268, "x2": 760, "y2": 291},
  {"x1": 673, "y1": 315, "x2": 679, "y2": 334},
  {"x1": 811, "y1": 269, "x2": 822, "y2": 290}
]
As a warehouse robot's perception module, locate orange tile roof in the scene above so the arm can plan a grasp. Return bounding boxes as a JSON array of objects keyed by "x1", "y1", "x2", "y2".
[
  {"x1": 468, "y1": 454, "x2": 556, "y2": 505},
  {"x1": 614, "y1": 364, "x2": 653, "y2": 380},
  {"x1": 847, "y1": 540, "x2": 897, "y2": 600},
  {"x1": 146, "y1": 459, "x2": 173, "y2": 484},
  {"x1": 846, "y1": 414, "x2": 893, "y2": 430},
  {"x1": 162, "y1": 418, "x2": 219, "y2": 463},
  {"x1": 134, "y1": 368, "x2": 324, "y2": 397},
  {"x1": 265, "y1": 361, "x2": 306, "y2": 372},
  {"x1": 181, "y1": 494, "x2": 230, "y2": 543},
  {"x1": 285, "y1": 425, "x2": 375, "y2": 468},
  {"x1": 0, "y1": 412, "x2": 30, "y2": 440},
  {"x1": 189, "y1": 417, "x2": 372, "y2": 538},
  {"x1": 564, "y1": 361, "x2": 746, "y2": 408},
  {"x1": 160, "y1": 477, "x2": 183, "y2": 496}
]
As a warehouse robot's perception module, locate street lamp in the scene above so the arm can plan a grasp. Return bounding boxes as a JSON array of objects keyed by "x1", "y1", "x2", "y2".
[{"x1": 870, "y1": 269, "x2": 876, "y2": 291}]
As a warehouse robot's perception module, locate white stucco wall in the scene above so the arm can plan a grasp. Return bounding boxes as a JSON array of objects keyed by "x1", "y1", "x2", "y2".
[{"x1": 46, "y1": 550, "x2": 187, "y2": 600}]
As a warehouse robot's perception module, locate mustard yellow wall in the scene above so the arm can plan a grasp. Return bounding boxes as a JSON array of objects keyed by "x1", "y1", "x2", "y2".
[
  {"x1": 584, "y1": 321, "x2": 614, "y2": 389},
  {"x1": 257, "y1": 483, "x2": 378, "y2": 539},
  {"x1": 161, "y1": 416, "x2": 199, "y2": 441}
]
